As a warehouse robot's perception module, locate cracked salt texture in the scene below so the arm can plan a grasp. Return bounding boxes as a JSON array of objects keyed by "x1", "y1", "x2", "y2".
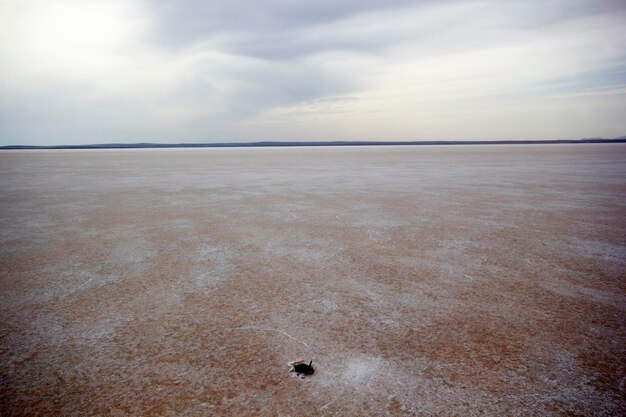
[{"x1": 1, "y1": 144, "x2": 625, "y2": 416}]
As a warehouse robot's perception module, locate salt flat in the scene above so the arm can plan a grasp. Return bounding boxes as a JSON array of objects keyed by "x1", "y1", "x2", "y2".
[{"x1": 1, "y1": 144, "x2": 625, "y2": 416}]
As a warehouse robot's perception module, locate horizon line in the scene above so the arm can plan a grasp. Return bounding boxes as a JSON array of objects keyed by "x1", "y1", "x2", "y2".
[{"x1": 1, "y1": 137, "x2": 625, "y2": 150}]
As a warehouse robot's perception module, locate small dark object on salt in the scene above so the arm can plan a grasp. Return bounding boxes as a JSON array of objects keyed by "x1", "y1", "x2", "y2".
[{"x1": 289, "y1": 360, "x2": 314, "y2": 377}]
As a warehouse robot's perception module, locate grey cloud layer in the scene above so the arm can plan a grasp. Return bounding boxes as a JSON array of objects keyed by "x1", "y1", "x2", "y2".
[
  {"x1": 152, "y1": 0, "x2": 626, "y2": 59},
  {"x1": 0, "y1": 0, "x2": 625, "y2": 144},
  {"x1": 153, "y1": 0, "x2": 421, "y2": 47}
]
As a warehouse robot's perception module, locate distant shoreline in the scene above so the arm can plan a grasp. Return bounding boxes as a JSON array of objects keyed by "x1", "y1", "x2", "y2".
[{"x1": 1, "y1": 137, "x2": 625, "y2": 150}]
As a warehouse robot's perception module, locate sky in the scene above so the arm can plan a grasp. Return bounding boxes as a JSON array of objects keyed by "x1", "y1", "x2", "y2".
[{"x1": 0, "y1": 0, "x2": 625, "y2": 145}]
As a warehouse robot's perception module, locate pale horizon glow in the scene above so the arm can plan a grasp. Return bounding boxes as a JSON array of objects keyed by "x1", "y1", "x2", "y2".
[{"x1": 0, "y1": 0, "x2": 625, "y2": 145}]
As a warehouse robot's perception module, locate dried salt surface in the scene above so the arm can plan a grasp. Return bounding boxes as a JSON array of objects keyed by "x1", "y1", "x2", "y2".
[{"x1": 0, "y1": 144, "x2": 625, "y2": 417}]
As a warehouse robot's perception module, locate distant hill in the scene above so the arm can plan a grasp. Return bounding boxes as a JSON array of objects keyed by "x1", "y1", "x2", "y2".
[{"x1": 1, "y1": 137, "x2": 625, "y2": 150}]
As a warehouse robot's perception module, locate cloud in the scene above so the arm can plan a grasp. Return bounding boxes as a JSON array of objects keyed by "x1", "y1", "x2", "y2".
[
  {"x1": 0, "y1": 0, "x2": 625, "y2": 144},
  {"x1": 149, "y1": 0, "x2": 422, "y2": 47}
]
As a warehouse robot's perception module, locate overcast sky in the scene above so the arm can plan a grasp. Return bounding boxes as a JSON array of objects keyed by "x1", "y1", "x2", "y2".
[{"x1": 1, "y1": 0, "x2": 625, "y2": 145}]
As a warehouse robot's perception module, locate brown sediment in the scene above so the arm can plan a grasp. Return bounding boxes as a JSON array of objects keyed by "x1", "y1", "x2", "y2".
[{"x1": 0, "y1": 144, "x2": 625, "y2": 416}]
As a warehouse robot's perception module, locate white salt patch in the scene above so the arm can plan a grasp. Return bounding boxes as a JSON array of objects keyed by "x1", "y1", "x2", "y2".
[
  {"x1": 109, "y1": 236, "x2": 156, "y2": 267},
  {"x1": 164, "y1": 218, "x2": 196, "y2": 229},
  {"x1": 567, "y1": 237, "x2": 625, "y2": 263},
  {"x1": 344, "y1": 357, "x2": 379, "y2": 381},
  {"x1": 190, "y1": 245, "x2": 233, "y2": 290},
  {"x1": 193, "y1": 271, "x2": 223, "y2": 288},
  {"x1": 319, "y1": 295, "x2": 338, "y2": 313},
  {"x1": 440, "y1": 237, "x2": 480, "y2": 252}
]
